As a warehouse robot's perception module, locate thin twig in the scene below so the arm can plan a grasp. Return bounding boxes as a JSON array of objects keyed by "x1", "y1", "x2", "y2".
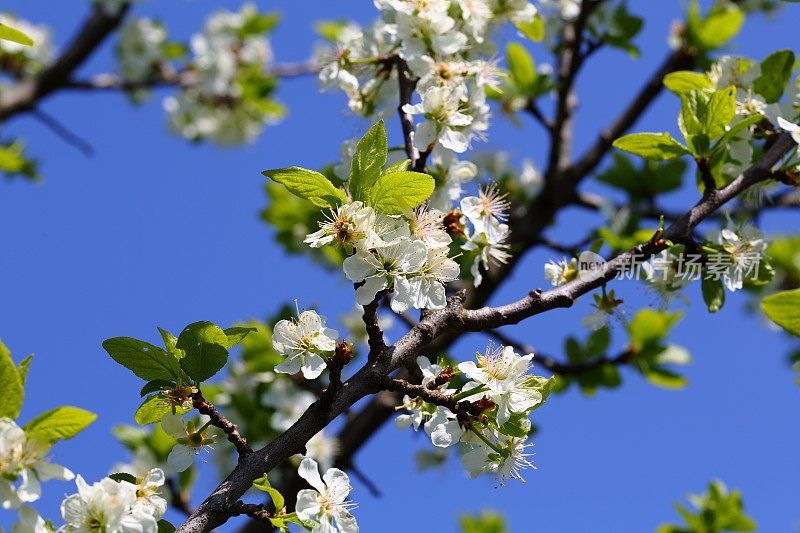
[
  {"x1": 30, "y1": 108, "x2": 94, "y2": 156},
  {"x1": 191, "y1": 391, "x2": 252, "y2": 456}
]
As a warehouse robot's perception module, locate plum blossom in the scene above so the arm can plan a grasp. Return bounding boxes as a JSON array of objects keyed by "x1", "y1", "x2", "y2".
[
  {"x1": 61, "y1": 475, "x2": 157, "y2": 533},
  {"x1": 458, "y1": 344, "x2": 542, "y2": 424},
  {"x1": 295, "y1": 457, "x2": 358, "y2": 533},
  {"x1": 161, "y1": 413, "x2": 215, "y2": 473},
  {"x1": 0, "y1": 418, "x2": 74, "y2": 510},
  {"x1": 304, "y1": 202, "x2": 376, "y2": 249},
  {"x1": 0, "y1": 14, "x2": 52, "y2": 75},
  {"x1": 116, "y1": 18, "x2": 167, "y2": 83},
  {"x1": 11, "y1": 505, "x2": 48, "y2": 533},
  {"x1": 461, "y1": 432, "x2": 535, "y2": 483},
  {"x1": 342, "y1": 237, "x2": 428, "y2": 310},
  {"x1": 272, "y1": 310, "x2": 339, "y2": 379},
  {"x1": 402, "y1": 85, "x2": 473, "y2": 152},
  {"x1": 706, "y1": 222, "x2": 768, "y2": 291},
  {"x1": 544, "y1": 257, "x2": 576, "y2": 287}
]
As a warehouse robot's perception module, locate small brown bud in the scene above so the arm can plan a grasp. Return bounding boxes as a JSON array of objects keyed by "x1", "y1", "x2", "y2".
[
  {"x1": 333, "y1": 341, "x2": 354, "y2": 366},
  {"x1": 468, "y1": 396, "x2": 495, "y2": 416},
  {"x1": 443, "y1": 209, "x2": 466, "y2": 238},
  {"x1": 429, "y1": 366, "x2": 456, "y2": 389}
]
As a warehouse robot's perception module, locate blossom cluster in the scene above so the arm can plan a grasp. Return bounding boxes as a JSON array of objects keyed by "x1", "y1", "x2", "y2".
[
  {"x1": 317, "y1": 0, "x2": 539, "y2": 153},
  {"x1": 0, "y1": 13, "x2": 52, "y2": 77},
  {"x1": 162, "y1": 4, "x2": 282, "y2": 145},
  {"x1": 0, "y1": 418, "x2": 73, "y2": 511},
  {"x1": 396, "y1": 346, "x2": 552, "y2": 484},
  {"x1": 705, "y1": 55, "x2": 800, "y2": 178},
  {"x1": 61, "y1": 469, "x2": 167, "y2": 533},
  {"x1": 116, "y1": 18, "x2": 168, "y2": 85}
]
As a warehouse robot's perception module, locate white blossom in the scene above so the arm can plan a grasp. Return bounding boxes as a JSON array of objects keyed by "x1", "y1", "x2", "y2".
[
  {"x1": 11, "y1": 506, "x2": 49, "y2": 533},
  {"x1": 461, "y1": 432, "x2": 535, "y2": 483},
  {"x1": 261, "y1": 379, "x2": 316, "y2": 431},
  {"x1": 403, "y1": 85, "x2": 473, "y2": 153},
  {"x1": 304, "y1": 202, "x2": 376, "y2": 249},
  {"x1": 272, "y1": 310, "x2": 339, "y2": 379},
  {"x1": 61, "y1": 475, "x2": 156, "y2": 533},
  {"x1": 342, "y1": 237, "x2": 428, "y2": 310},
  {"x1": 392, "y1": 247, "x2": 459, "y2": 312},
  {"x1": 0, "y1": 418, "x2": 73, "y2": 510},
  {"x1": 707, "y1": 222, "x2": 768, "y2": 291},
  {"x1": 160, "y1": 413, "x2": 215, "y2": 473},
  {"x1": 116, "y1": 19, "x2": 166, "y2": 83},
  {"x1": 295, "y1": 457, "x2": 358, "y2": 533},
  {"x1": 458, "y1": 345, "x2": 542, "y2": 424},
  {"x1": 544, "y1": 258, "x2": 572, "y2": 287},
  {"x1": 0, "y1": 14, "x2": 52, "y2": 75}
]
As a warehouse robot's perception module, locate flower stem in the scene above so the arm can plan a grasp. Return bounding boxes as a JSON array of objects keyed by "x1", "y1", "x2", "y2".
[
  {"x1": 470, "y1": 427, "x2": 503, "y2": 454},
  {"x1": 452, "y1": 385, "x2": 488, "y2": 402}
]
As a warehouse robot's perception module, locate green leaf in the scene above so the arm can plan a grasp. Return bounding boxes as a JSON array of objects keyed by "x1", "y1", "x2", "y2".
[
  {"x1": 498, "y1": 413, "x2": 530, "y2": 438},
  {"x1": 176, "y1": 321, "x2": 230, "y2": 382},
  {"x1": 628, "y1": 309, "x2": 683, "y2": 351},
  {"x1": 761, "y1": 289, "x2": 800, "y2": 336},
  {"x1": 24, "y1": 407, "x2": 97, "y2": 443},
  {"x1": 157, "y1": 520, "x2": 176, "y2": 533},
  {"x1": 687, "y1": 0, "x2": 744, "y2": 50},
  {"x1": 0, "y1": 23, "x2": 34, "y2": 46},
  {"x1": 753, "y1": 50, "x2": 795, "y2": 103},
  {"x1": 348, "y1": 121, "x2": 387, "y2": 202},
  {"x1": 102, "y1": 337, "x2": 184, "y2": 381},
  {"x1": 134, "y1": 394, "x2": 186, "y2": 425},
  {"x1": 17, "y1": 354, "x2": 33, "y2": 385},
  {"x1": 109, "y1": 472, "x2": 138, "y2": 484},
  {"x1": 222, "y1": 327, "x2": 256, "y2": 350},
  {"x1": 0, "y1": 340, "x2": 24, "y2": 419},
  {"x1": 701, "y1": 277, "x2": 725, "y2": 313},
  {"x1": 383, "y1": 159, "x2": 410, "y2": 174},
  {"x1": 262, "y1": 167, "x2": 346, "y2": 209},
  {"x1": 366, "y1": 171, "x2": 435, "y2": 214},
  {"x1": 460, "y1": 511, "x2": 508, "y2": 533},
  {"x1": 643, "y1": 367, "x2": 688, "y2": 389},
  {"x1": 506, "y1": 42, "x2": 536, "y2": 95},
  {"x1": 158, "y1": 327, "x2": 178, "y2": 352},
  {"x1": 514, "y1": 14, "x2": 544, "y2": 42},
  {"x1": 663, "y1": 71, "x2": 713, "y2": 95},
  {"x1": 704, "y1": 86, "x2": 737, "y2": 140},
  {"x1": 612, "y1": 132, "x2": 690, "y2": 160},
  {"x1": 253, "y1": 474, "x2": 285, "y2": 511},
  {"x1": 140, "y1": 380, "x2": 175, "y2": 397}
]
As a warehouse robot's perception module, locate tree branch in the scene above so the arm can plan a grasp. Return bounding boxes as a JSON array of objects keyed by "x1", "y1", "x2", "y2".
[
  {"x1": 0, "y1": 4, "x2": 130, "y2": 120},
  {"x1": 192, "y1": 390, "x2": 252, "y2": 456}
]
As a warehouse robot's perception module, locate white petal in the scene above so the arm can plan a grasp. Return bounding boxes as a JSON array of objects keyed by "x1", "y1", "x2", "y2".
[
  {"x1": 298, "y1": 457, "x2": 326, "y2": 493},
  {"x1": 301, "y1": 353, "x2": 328, "y2": 380},
  {"x1": 167, "y1": 445, "x2": 195, "y2": 472},
  {"x1": 295, "y1": 488, "x2": 321, "y2": 520}
]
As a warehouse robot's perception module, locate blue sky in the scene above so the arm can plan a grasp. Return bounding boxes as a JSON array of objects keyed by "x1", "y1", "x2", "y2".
[{"x1": 1, "y1": 1, "x2": 799, "y2": 532}]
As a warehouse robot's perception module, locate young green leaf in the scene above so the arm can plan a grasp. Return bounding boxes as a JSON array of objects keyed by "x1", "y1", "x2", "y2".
[
  {"x1": 687, "y1": 0, "x2": 744, "y2": 50},
  {"x1": 262, "y1": 167, "x2": 345, "y2": 209},
  {"x1": 222, "y1": 327, "x2": 256, "y2": 350},
  {"x1": 612, "y1": 132, "x2": 690, "y2": 160},
  {"x1": 17, "y1": 354, "x2": 33, "y2": 385},
  {"x1": 102, "y1": 337, "x2": 184, "y2": 381},
  {"x1": 761, "y1": 289, "x2": 800, "y2": 337},
  {"x1": 366, "y1": 171, "x2": 435, "y2": 214},
  {"x1": 134, "y1": 394, "x2": 185, "y2": 425},
  {"x1": 157, "y1": 520, "x2": 177, "y2": 533},
  {"x1": 348, "y1": 121, "x2": 387, "y2": 201},
  {"x1": 506, "y1": 42, "x2": 536, "y2": 95},
  {"x1": 176, "y1": 321, "x2": 230, "y2": 382},
  {"x1": 24, "y1": 406, "x2": 97, "y2": 444},
  {"x1": 753, "y1": 50, "x2": 795, "y2": 103},
  {"x1": 158, "y1": 327, "x2": 178, "y2": 352},
  {"x1": 663, "y1": 71, "x2": 713, "y2": 95},
  {"x1": 704, "y1": 86, "x2": 736, "y2": 140},
  {"x1": 701, "y1": 277, "x2": 726, "y2": 313},
  {"x1": 0, "y1": 340, "x2": 24, "y2": 419},
  {"x1": 109, "y1": 472, "x2": 138, "y2": 484},
  {"x1": 628, "y1": 309, "x2": 683, "y2": 351},
  {"x1": 253, "y1": 474, "x2": 285, "y2": 511},
  {"x1": 514, "y1": 14, "x2": 545, "y2": 42},
  {"x1": 0, "y1": 23, "x2": 34, "y2": 46}
]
